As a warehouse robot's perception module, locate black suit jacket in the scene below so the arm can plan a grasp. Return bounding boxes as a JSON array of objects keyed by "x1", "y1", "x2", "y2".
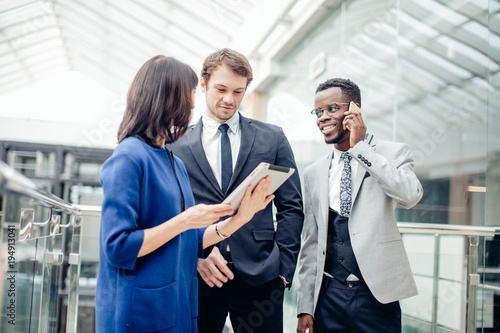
[{"x1": 169, "y1": 114, "x2": 303, "y2": 287}]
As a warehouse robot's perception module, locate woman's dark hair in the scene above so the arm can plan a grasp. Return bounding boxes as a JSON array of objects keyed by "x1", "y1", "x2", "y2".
[
  {"x1": 201, "y1": 48, "x2": 253, "y2": 88},
  {"x1": 117, "y1": 55, "x2": 198, "y2": 144},
  {"x1": 316, "y1": 78, "x2": 361, "y2": 107}
]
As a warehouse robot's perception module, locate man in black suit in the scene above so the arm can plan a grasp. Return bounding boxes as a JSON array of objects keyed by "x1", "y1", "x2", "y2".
[{"x1": 170, "y1": 48, "x2": 303, "y2": 333}]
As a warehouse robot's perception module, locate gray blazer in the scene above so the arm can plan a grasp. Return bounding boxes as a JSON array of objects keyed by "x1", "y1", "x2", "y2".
[{"x1": 296, "y1": 134, "x2": 423, "y2": 316}]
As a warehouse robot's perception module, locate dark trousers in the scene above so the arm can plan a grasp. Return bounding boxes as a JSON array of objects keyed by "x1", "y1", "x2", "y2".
[
  {"x1": 314, "y1": 275, "x2": 401, "y2": 333},
  {"x1": 198, "y1": 264, "x2": 284, "y2": 333}
]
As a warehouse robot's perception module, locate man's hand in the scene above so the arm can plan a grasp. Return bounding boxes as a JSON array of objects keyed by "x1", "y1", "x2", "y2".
[
  {"x1": 297, "y1": 314, "x2": 313, "y2": 333},
  {"x1": 197, "y1": 246, "x2": 234, "y2": 288},
  {"x1": 279, "y1": 275, "x2": 289, "y2": 288},
  {"x1": 343, "y1": 103, "x2": 366, "y2": 148}
]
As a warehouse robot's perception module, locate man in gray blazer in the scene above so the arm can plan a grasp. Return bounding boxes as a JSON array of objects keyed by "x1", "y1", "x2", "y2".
[{"x1": 296, "y1": 78, "x2": 423, "y2": 332}]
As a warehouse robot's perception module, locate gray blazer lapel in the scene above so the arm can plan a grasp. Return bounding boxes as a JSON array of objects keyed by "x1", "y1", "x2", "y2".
[
  {"x1": 351, "y1": 133, "x2": 377, "y2": 202},
  {"x1": 230, "y1": 114, "x2": 256, "y2": 188},
  {"x1": 351, "y1": 162, "x2": 364, "y2": 202},
  {"x1": 317, "y1": 152, "x2": 332, "y2": 231},
  {"x1": 189, "y1": 118, "x2": 222, "y2": 195}
]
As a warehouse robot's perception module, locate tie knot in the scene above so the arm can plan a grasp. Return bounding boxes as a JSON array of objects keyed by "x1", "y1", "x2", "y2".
[
  {"x1": 219, "y1": 124, "x2": 230, "y2": 134},
  {"x1": 341, "y1": 152, "x2": 352, "y2": 164}
]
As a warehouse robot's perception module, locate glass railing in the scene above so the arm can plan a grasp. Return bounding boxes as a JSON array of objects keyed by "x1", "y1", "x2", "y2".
[
  {"x1": 1, "y1": 160, "x2": 499, "y2": 332},
  {"x1": 398, "y1": 224, "x2": 497, "y2": 333},
  {"x1": 282, "y1": 224, "x2": 497, "y2": 333},
  {"x1": 0, "y1": 161, "x2": 100, "y2": 333}
]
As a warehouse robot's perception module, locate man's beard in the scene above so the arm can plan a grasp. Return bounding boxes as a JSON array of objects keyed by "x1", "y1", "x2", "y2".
[{"x1": 325, "y1": 130, "x2": 347, "y2": 145}]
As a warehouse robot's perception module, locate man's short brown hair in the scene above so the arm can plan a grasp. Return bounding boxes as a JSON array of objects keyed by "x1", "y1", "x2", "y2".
[{"x1": 201, "y1": 48, "x2": 253, "y2": 88}]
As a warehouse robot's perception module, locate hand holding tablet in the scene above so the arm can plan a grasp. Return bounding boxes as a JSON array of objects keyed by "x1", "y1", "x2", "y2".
[{"x1": 222, "y1": 162, "x2": 295, "y2": 211}]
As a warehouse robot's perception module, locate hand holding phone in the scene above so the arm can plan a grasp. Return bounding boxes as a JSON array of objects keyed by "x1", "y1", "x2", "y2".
[
  {"x1": 344, "y1": 101, "x2": 362, "y2": 131},
  {"x1": 349, "y1": 101, "x2": 361, "y2": 114},
  {"x1": 344, "y1": 101, "x2": 366, "y2": 148}
]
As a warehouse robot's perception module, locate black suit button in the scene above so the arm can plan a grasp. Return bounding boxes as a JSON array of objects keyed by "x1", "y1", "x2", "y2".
[
  {"x1": 358, "y1": 154, "x2": 362, "y2": 158},
  {"x1": 338, "y1": 256, "x2": 344, "y2": 262},
  {"x1": 367, "y1": 162, "x2": 372, "y2": 167},
  {"x1": 338, "y1": 239, "x2": 344, "y2": 245}
]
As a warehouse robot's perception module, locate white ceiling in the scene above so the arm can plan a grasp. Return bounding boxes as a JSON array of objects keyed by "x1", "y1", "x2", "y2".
[
  {"x1": 0, "y1": 0, "x2": 499, "y2": 153},
  {"x1": 0, "y1": 0, "x2": 257, "y2": 96}
]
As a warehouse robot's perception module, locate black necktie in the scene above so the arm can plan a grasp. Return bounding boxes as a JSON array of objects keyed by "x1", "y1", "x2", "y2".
[{"x1": 219, "y1": 124, "x2": 232, "y2": 194}]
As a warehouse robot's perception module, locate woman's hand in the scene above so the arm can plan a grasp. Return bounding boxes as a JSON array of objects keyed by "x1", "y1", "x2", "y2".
[
  {"x1": 202, "y1": 176, "x2": 274, "y2": 249},
  {"x1": 139, "y1": 203, "x2": 232, "y2": 258},
  {"x1": 234, "y1": 176, "x2": 274, "y2": 222},
  {"x1": 181, "y1": 203, "x2": 233, "y2": 230}
]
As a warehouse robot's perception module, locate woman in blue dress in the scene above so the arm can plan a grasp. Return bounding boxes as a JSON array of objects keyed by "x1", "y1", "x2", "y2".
[{"x1": 95, "y1": 55, "x2": 273, "y2": 333}]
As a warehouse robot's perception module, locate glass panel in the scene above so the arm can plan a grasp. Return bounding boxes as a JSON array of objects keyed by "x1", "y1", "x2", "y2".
[
  {"x1": 65, "y1": 216, "x2": 82, "y2": 333},
  {"x1": 28, "y1": 236, "x2": 46, "y2": 333},
  {"x1": 0, "y1": 189, "x2": 65, "y2": 333},
  {"x1": 400, "y1": 233, "x2": 493, "y2": 332},
  {"x1": 402, "y1": 275, "x2": 435, "y2": 328},
  {"x1": 38, "y1": 233, "x2": 64, "y2": 333},
  {"x1": 69, "y1": 185, "x2": 102, "y2": 331},
  {"x1": 478, "y1": 233, "x2": 499, "y2": 331},
  {"x1": 437, "y1": 280, "x2": 466, "y2": 331},
  {"x1": 1, "y1": 233, "x2": 37, "y2": 332},
  {"x1": 76, "y1": 233, "x2": 98, "y2": 333},
  {"x1": 1, "y1": 193, "x2": 42, "y2": 332},
  {"x1": 401, "y1": 234, "x2": 436, "y2": 329}
]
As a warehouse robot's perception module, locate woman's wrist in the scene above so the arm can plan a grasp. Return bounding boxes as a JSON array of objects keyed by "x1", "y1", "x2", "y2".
[
  {"x1": 215, "y1": 222, "x2": 229, "y2": 239},
  {"x1": 169, "y1": 211, "x2": 189, "y2": 233},
  {"x1": 216, "y1": 216, "x2": 241, "y2": 239},
  {"x1": 230, "y1": 211, "x2": 249, "y2": 227}
]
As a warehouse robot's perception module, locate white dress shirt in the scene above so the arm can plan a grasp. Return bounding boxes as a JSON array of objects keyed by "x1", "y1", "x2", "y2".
[{"x1": 201, "y1": 112, "x2": 241, "y2": 190}]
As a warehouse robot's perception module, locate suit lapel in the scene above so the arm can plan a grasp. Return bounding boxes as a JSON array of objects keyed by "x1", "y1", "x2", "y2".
[
  {"x1": 317, "y1": 152, "x2": 332, "y2": 232},
  {"x1": 351, "y1": 133, "x2": 377, "y2": 202},
  {"x1": 230, "y1": 114, "x2": 256, "y2": 189},
  {"x1": 188, "y1": 118, "x2": 223, "y2": 195},
  {"x1": 351, "y1": 161, "x2": 364, "y2": 204}
]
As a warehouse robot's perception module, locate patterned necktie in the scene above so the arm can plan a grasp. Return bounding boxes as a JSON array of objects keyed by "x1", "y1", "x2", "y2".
[
  {"x1": 219, "y1": 124, "x2": 232, "y2": 194},
  {"x1": 340, "y1": 152, "x2": 352, "y2": 217}
]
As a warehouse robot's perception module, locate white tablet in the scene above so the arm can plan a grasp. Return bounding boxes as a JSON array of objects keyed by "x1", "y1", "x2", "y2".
[{"x1": 223, "y1": 162, "x2": 295, "y2": 211}]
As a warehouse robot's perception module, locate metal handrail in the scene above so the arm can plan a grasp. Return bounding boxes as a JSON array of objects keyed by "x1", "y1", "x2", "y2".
[
  {"x1": 73, "y1": 204, "x2": 102, "y2": 216},
  {"x1": 1, "y1": 160, "x2": 77, "y2": 214},
  {"x1": 398, "y1": 222, "x2": 496, "y2": 237},
  {"x1": 2, "y1": 160, "x2": 498, "y2": 236}
]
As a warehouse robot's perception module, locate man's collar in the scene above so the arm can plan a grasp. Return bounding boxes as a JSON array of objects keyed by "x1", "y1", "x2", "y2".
[{"x1": 202, "y1": 111, "x2": 240, "y2": 136}]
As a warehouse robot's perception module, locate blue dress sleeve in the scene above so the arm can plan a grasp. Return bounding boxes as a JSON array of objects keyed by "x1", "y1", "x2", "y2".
[{"x1": 100, "y1": 152, "x2": 145, "y2": 270}]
